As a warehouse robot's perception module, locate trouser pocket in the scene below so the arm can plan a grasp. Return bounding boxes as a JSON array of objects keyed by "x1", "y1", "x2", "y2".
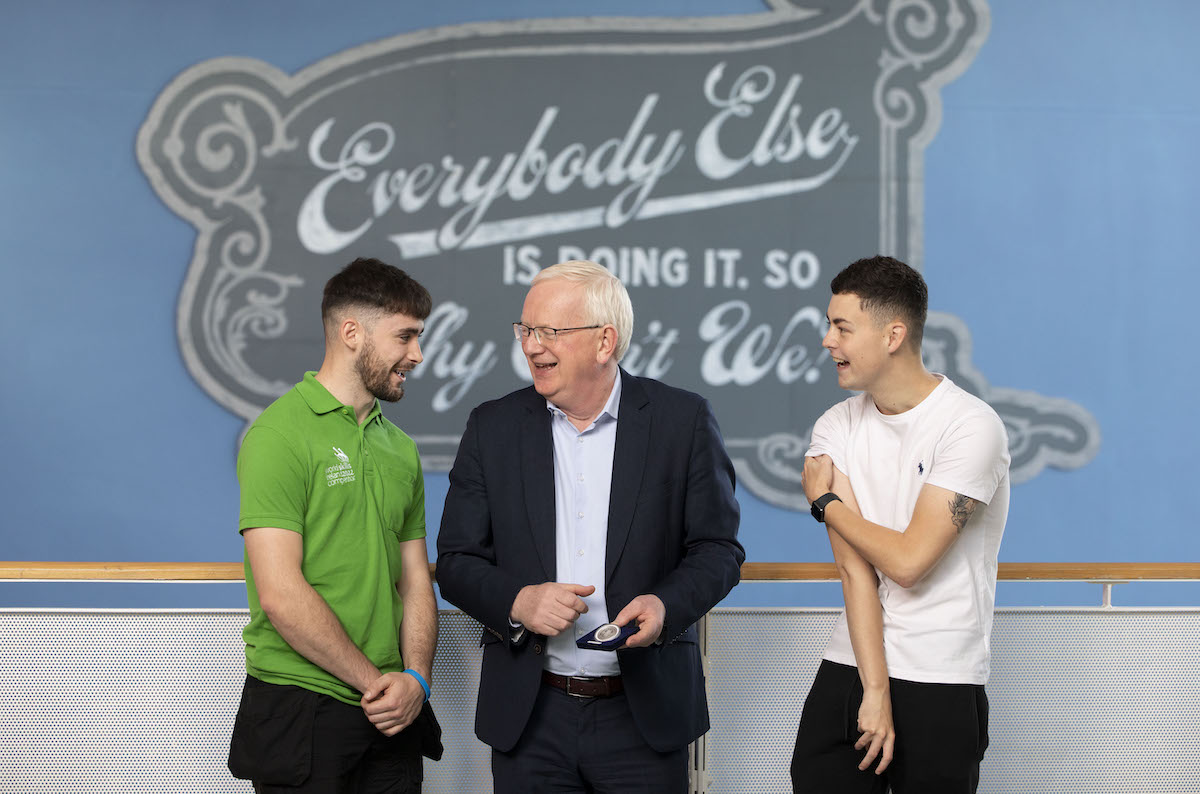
[
  {"x1": 975, "y1": 686, "x2": 990, "y2": 761},
  {"x1": 228, "y1": 676, "x2": 317, "y2": 785}
]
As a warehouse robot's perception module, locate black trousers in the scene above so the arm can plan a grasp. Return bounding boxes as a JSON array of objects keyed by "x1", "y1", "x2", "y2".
[
  {"x1": 229, "y1": 676, "x2": 426, "y2": 794},
  {"x1": 491, "y1": 681, "x2": 689, "y2": 793},
  {"x1": 791, "y1": 660, "x2": 989, "y2": 794}
]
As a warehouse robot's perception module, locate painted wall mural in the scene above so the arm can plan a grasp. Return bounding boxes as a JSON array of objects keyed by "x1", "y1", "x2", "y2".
[{"x1": 137, "y1": 0, "x2": 1098, "y2": 510}]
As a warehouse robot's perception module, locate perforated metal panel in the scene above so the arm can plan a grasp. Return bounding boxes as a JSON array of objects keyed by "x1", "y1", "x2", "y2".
[
  {"x1": 0, "y1": 610, "x2": 251, "y2": 793},
  {"x1": 0, "y1": 609, "x2": 493, "y2": 793},
  {"x1": 985, "y1": 610, "x2": 1200, "y2": 793},
  {"x1": 704, "y1": 609, "x2": 840, "y2": 793},
  {"x1": 704, "y1": 608, "x2": 1200, "y2": 793},
  {"x1": 427, "y1": 611, "x2": 492, "y2": 792}
]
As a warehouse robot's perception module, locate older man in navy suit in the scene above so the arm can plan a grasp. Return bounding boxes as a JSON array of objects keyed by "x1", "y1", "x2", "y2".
[{"x1": 436, "y1": 260, "x2": 743, "y2": 793}]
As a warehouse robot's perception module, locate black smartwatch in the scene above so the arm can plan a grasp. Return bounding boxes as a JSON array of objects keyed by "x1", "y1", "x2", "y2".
[{"x1": 810, "y1": 492, "x2": 842, "y2": 523}]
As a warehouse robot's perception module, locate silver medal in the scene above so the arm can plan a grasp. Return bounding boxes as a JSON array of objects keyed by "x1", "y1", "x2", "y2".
[{"x1": 593, "y1": 623, "x2": 621, "y2": 642}]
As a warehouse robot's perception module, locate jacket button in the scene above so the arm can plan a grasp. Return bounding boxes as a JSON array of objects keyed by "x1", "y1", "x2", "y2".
[{"x1": 533, "y1": 643, "x2": 543, "y2": 655}]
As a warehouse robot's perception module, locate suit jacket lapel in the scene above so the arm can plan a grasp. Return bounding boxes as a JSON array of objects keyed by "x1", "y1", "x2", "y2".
[
  {"x1": 606, "y1": 370, "x2": 649, "y2": 583},
  {"x1": 520, "y1": 391, "x2": 556, "y2": 581}
]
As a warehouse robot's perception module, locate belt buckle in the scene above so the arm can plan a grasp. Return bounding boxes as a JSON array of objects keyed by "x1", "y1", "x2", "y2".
[{"x1": 565, "y1": 676, "x2": 595, "y2": 698}]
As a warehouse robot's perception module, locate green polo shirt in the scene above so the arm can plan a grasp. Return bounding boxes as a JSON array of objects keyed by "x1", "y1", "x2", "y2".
[{"x1": 236, "y1": 371, "x2": 426, "y2": 705}]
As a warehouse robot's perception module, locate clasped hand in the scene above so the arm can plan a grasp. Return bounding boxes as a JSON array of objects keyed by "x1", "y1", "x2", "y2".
[
  {"x1": 510, "y1": 581, "x2": 595, "y2": 636},
  {"x1": 360, "y1": 671, "x2": 424, "y2": 737}
]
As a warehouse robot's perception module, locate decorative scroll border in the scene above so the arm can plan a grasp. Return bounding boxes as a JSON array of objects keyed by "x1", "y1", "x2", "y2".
[{"x1": 137, "y1": 0, "x2": 1100, "y2": 509}]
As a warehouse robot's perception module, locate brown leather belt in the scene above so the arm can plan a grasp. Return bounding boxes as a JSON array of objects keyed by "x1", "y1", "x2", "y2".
[{"x1": 542, "y1": 671, "x2": 624, "y2": 698}]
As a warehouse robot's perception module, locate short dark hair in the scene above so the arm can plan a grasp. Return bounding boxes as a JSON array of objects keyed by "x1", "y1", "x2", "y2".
[
  {"x1": 830, "y1": 255, "x2": 927, "y2": 349},
  {"x1": 321, "y1": 257, "x2": 432, "y2": 327}
]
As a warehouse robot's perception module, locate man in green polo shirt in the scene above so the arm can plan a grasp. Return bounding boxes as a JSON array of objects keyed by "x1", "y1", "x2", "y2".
[{"x1": 228, "y1": 257, "x2": 440, "y2": 793}]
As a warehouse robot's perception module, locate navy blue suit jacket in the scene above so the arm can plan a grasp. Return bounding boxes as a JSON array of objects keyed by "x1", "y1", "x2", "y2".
[{"x1": 436, "y1": 369, "x2": 744, "y2": 752}]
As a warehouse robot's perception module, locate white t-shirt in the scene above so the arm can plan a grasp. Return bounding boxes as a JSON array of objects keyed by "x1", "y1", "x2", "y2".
[{"x1": 810, "y1": 376, "x2": 1010, "y2": 685}]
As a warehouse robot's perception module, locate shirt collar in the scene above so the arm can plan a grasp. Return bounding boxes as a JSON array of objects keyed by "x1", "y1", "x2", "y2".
[
  {"x1": 546, "y1": 372, "x2": 622, "y2": 426},
  {"x1": 296, "y1": 371, "x2": 383, "y2": 424}
]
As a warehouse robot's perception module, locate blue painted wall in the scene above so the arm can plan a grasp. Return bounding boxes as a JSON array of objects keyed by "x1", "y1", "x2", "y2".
[{"x1": 2, "y1": 1, "x2": 1197, "y2": 608}]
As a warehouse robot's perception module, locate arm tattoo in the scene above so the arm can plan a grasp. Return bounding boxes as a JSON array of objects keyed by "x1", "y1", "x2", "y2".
[{"x1": 948, "y1": 493, "x2": 977, "y2": 532}]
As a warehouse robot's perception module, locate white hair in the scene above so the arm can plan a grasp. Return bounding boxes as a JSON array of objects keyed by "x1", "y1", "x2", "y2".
[{"x1": 532, "y1": 260, "x2": 634, "y2": 361}]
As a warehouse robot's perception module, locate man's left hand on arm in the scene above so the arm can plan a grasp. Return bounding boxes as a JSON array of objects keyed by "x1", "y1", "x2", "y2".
[
  {"x1": 361, "y1": 670, "x2": 425, "y2": 736},
  {"x1": 613, "y1": 594, "x2": 665, "y2": 648},
  {"x1": 802, "y1": 455, "x2": 835, "y2": 503}
]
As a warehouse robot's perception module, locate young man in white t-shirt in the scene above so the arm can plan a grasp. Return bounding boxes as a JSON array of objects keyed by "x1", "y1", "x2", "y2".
[{"x1": 790, "y1": 256, "x2": 1010, "y2": 794}]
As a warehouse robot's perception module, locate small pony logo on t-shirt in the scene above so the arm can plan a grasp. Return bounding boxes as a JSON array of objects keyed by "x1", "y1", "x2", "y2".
[{"x1": 917, "y1": 460, "x2": 925, "y2": 475}]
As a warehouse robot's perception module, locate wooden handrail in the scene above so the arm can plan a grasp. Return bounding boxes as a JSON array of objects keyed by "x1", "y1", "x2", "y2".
[
  {"x1": 0, "y1": 562, "x2": 248, "y2": 581},
  {"x1": 1, "y1": 561, "x2": 1198, "y2": 582},
  {"x1": 740, "y1": 562, "x2": 1200, "y2": 581}
]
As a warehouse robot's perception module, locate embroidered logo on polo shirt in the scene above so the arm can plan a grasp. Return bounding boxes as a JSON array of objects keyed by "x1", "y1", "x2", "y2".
[
  {"x1": 326, "y1": 446, "x2": 356, "y2": 486},
  {"x1": 917, "y1": 460, "x2": 925, "y2": 475}
]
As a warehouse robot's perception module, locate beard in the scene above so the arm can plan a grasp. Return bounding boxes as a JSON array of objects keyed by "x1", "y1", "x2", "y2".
[{"x1": 355, "y1": 336, "x2": 405, "y2": 403}]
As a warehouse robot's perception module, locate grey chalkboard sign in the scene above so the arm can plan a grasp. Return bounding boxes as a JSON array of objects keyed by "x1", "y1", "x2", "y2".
[{"x1": 137, "y1": 0, "x2": 1098, "y2": 509}]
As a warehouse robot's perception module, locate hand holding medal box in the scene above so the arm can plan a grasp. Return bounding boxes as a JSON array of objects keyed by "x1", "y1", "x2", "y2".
[{"x1": 576, "y1": 621, "x2": 639, "y2": 651}]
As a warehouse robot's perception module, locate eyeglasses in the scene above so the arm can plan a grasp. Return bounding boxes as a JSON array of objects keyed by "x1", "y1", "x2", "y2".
[{"x1": 513, "y1": 322, "x2": 603, "y2": 345}]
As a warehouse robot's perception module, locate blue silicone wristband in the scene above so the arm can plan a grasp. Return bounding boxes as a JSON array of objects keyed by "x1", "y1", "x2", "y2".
[{"x1": 404, "y1": 668, "x2": 431, "y2": 702}]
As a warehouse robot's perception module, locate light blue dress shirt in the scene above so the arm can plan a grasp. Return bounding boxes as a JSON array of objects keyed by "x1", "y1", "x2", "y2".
[{"x1": 544, "y1": 375, "x2": 622, "y2": 677}]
